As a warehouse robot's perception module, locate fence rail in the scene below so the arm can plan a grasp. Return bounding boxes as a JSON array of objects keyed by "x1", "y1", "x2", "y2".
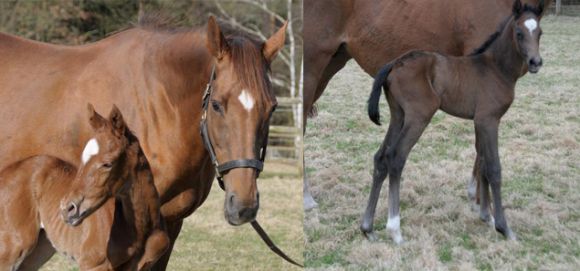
[{"x1": 265, "y1": 96, "x2": 302, "y2": 176}]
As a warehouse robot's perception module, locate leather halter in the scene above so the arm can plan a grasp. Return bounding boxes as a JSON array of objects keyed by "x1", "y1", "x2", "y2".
[
  {"x1": 198, "y1": 64, "x2": 302, "y2": 267},
  {"x1": 199, "y1": 65, "x2": 269, "y2": 190}
]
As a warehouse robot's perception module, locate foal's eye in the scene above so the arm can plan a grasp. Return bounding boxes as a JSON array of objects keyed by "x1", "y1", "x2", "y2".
[
  {"x1": 516, "y1": 29, "x2": 524, "y2": 40},
  {"x1": 211, "y1": 100, "x2": 223, "y2": 113},
  {"x1": 102, "y1": 162, "x2": 113, "y2": 168}
]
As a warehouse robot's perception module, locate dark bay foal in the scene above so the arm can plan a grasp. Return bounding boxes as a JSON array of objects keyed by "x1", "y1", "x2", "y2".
[
  {"x1": 0, "y1": 104, "x2": 169, "y2": 270},
  {"x1": 361, "y1": 0, "x2": 545, "y2": 244}
]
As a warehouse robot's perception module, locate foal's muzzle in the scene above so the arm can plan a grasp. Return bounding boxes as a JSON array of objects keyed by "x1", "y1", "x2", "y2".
[
  {"x1": 60, "y1": 197, "x2": 85, "y2": 226},
  {"x1": 528, "y1": 57, "x2": 543, "y2": 73}
]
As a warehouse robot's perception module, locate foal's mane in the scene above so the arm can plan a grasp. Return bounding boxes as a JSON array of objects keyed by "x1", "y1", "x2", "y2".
[
  {"x1": 136, "y1": 13, "x2": 274, "y2": 102},
  {"x1": 469, "y1": 3, "x2": 543, "y2": 56}
]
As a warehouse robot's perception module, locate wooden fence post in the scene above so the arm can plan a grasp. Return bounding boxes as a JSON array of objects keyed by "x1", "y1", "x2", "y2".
[{"x1": 556, "y1": 0, "x2": 562, "y2": 15}]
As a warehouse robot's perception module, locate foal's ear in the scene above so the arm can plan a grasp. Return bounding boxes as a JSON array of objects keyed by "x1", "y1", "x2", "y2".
[
  {"x1": 263, "y1": 21, "x2": 287, "y2": 63},
  {"x1": 538, "y1": 0, "x2": 545, "y2": 16},
  {"x1": 206, "y1": 16, "x2": 229, "y2": 60},
  {"x1": 512, "y1": 0, "x2": 523, "y2": 16},
  {"x1": 108, "y1": 105, "x2": 126, "y2": 137},
  {"x1": 87, "y1": 103, "x2": 106, "y2": 130}
]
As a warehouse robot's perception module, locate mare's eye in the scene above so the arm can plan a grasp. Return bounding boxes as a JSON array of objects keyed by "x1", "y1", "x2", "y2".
[
  {"x1": 211, "y1": 100, "x2": 223, "y2": 113},
  {"x1": 102, "y1": 162, "x2": 113, "y2": 168}
]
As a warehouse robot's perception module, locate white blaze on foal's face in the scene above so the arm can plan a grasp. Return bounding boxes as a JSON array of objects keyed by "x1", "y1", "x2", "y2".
[
  {"x1": 81, "y1": 138, "x2": 99, "y2": 164},
  {"x1": 524, "y1": 18, "x2": 538, "y2": 35},
  {"x1": 238, "y1": 90, "x2": 255, "y2": 111}
]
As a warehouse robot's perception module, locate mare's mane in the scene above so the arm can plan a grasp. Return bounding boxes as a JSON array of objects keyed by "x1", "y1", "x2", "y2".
[{"x1": 136, "y1": 13, "x2": 274, "y2": 102}]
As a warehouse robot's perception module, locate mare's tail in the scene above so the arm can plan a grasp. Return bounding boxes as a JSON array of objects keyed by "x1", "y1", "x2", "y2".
[{"x1": 368, "y1": 62, "x2": 394, "y2": 125}]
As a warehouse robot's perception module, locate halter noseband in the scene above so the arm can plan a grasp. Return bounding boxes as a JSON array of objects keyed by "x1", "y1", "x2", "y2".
[{"x1": 199, "y1": 64, "x2": 269, "y2": 190}]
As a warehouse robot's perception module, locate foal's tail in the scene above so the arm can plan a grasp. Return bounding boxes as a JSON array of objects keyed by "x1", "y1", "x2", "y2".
[{"x1": 368, "y1": 62, "x2": 394, "y2": 126}]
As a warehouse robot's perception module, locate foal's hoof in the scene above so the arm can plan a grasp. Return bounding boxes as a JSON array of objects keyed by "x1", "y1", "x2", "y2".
[
  {"x1": 362, "y1": 231, "x2": 378, "y2": 242},
  {"x1": 480, "y1": 214, "x2": 495, "y2": 228},
  {"x1": 390, "y1": 231, "x2": 404, "y2": 245},
  {"x1": 498, "y1": 227, "x2": 517, "y2": 241}
]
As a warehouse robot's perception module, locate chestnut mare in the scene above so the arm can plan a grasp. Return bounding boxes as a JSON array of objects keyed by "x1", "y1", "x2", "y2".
[
  {"x1": 0, "y1": 16, "x2": 286, "y2": 269},
  {"x1": 303, "y1": 0, "x2": 550, "y2": 210},
  {"x1": 363, "y1": 0, "x2": 544, "y2": 243},
  {"x1": 0, "y1": 105, "x2": 169, "y2": 270}
]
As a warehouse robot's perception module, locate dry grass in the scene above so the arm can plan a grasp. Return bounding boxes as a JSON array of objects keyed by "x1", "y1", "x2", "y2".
[
  {"x1": 304, "y1": 15, "x2": 580, "y2": 270},
  {"x1": 40, "y1": 175, "x2": 303, "y2": 271}
]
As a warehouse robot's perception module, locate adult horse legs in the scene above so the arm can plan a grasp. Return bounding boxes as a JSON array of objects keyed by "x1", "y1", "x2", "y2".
[
  {"x1": 149, "y1": 219, "x2": 183, "y2": 271},
  {"x1": 137, "y1": 229, "x2": 170, "y2": 270},
  {"x1": 475, "y1": 119, "x2": 515, "y2": 240},
  {"x1": 361, "y1": 95, "x2": 403, "y2": 240},
  {"x1": 303, "y1": 42, "x2": 351, "y2": 210},
  {"x1": 17, "y1": 231, "x2": 56, "y2": 271}
]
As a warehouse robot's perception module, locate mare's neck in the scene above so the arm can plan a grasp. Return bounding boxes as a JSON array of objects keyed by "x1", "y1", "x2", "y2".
[
  {"x1": 484, "y1": 18, "x2": 526, "y2": 83},
  {"x1": 148, "y1": 29, "x2": 214, "y2": 109}
]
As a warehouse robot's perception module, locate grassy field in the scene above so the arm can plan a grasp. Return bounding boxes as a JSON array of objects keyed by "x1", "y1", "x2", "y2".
[
  {"x1": 41, "y1": 174, "x2": 303, "y2": 271},
  {"x1": 304, "y1": 15, "x2": 580, "y2": 270}
]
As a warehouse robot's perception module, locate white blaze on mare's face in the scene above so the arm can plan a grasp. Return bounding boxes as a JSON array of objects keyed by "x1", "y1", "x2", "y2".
[
  {"x1": 81, "y1": 138, "x2": 99, "y2": 164},
  {"x1": 524, "y1": 19, "x2": 538, "y2": 35},
  {"x1": 238, "y1": 90, "x2": 255, "y2": 111}
]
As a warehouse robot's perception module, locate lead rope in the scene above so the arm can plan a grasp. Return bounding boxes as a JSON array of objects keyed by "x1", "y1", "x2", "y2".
[{"x1": 201, "y1": 64, "x2": 303, "y2": 267}]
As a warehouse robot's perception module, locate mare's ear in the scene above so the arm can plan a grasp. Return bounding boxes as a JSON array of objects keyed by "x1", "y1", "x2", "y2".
[
  {"x1": 263, "y1": 21, "x2": 288, "y2": 63},
  {"x1": 108, "y1": 105, "x2": 126, "y2": 138},
  {"x1": 206, "y1": 16, "x2": 229, "y2": 60},
  {"x1": 88, "y1": 103, "x2": 106, "y2": 130},
  {"x1": 513, "y1": 0, "x2": 523, "y2": 16}
]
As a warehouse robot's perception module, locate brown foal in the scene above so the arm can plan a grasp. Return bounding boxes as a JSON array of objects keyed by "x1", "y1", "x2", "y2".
[
  {"x1": 361, "y1": 0, "x2": 544, "y2": 243},
  {"x1": 302, "y1": 0, "x2": 549, "y2": 210},
  {"x1": 0, "y1": 105, "x2": 169, "y2": 270}
]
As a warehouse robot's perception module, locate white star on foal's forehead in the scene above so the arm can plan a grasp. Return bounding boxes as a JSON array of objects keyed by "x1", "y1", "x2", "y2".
[
  {"x1": 524, "y1": 19, "x2": 538, "y2": 35},
  {"x1": 81, "y1": 138, "x2": 99, "y2": 164},
  {"x1": 238, "y1": 90, "x2": 255, "y2": 111}
]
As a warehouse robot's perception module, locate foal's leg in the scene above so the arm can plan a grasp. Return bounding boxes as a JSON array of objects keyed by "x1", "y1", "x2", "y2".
[
  {"x1": 468, "y1": 155, "x2": 481, "y2": 211},
  {"x1": 475, "y1": 119, "x2": 515, "y2": 240},
  {"x1": 383, "y1": 112, "x2": 434, "y2": 244},
  {"x1": 361, "y1": 96, "x2": 403, "y2": 241}
]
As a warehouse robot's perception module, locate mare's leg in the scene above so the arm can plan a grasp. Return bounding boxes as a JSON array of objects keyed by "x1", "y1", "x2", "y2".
[
  {"x1": 475, "y1": 118, "x2": 515, "y2": 240},
  {"x1": 361, "y1": 95, "x2": 403, "y2": 240},
  {"x1": 303, "y1": 2, "x2": 351, "y2": 210},
  {"x1": 147, "y1": 220, "x2": 183, "y2": 271},
  {"x1": 17, "y1": 230, "x2": 56, "y2": 271},
  {"x1": 303, "y1": 44, "x2": 351, "y2": 211},
  {"x1": 137, "y1": 230, "x2": 170, "y2": 271}
]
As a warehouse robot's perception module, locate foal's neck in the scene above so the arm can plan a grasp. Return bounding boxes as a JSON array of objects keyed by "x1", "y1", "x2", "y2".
[
  {"x1": 117, "y1": 147, "x2": 156, "y2": 228},
  {"x1": 485, "y1": 17, "x2": 526, "y2": 83}
]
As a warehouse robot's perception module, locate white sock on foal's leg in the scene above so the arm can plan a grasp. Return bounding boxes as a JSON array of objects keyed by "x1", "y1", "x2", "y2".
[
  {"x1": 386, "y1": 215, "x2": 403, "y2": 244},
  {"x1": 467, "y1": 175, "x2": 480, "y2": 212}
]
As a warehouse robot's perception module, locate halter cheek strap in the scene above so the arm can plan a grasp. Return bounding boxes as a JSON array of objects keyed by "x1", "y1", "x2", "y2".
[
  {"x1": 198, "y1": 64, "x2": 302, "y2": 268},
  {"x1": 199, "y1": 64, "x2": 267, "y2": 190}
]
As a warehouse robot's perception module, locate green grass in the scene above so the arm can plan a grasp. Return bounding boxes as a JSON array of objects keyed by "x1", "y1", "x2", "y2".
[
  {"x1": 305, "y1": 15, "x2": 580, "y2": 270},
  {"x1": 41, "y1": 177, "x2": 303, "y2": 271}
]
